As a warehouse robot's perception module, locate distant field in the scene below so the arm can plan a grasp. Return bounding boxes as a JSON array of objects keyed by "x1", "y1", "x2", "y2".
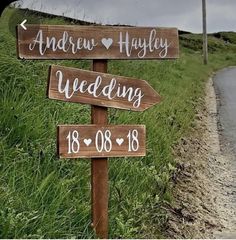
[
  {"x1": 0, "y1": 7, "x2": 236, "y2": 238},
  {"x1": 180, "y1": 32, "x2": 236, "y2": 53}
]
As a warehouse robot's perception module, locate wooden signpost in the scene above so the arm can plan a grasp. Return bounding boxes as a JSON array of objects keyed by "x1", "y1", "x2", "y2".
[
  {"x1": 91, "y1": 60, "x2": 109, "y2": 238},
  {"x1": 48, "y1": 65, "x2": 161, "y2": 111},
  {"x1": 17, "y1": 23, "x2": 179, "y2": 239}
]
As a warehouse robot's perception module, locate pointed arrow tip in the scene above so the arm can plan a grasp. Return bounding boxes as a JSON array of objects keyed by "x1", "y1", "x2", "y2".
[{"x1": 20, "y1": 19, "x2": 27, "y2": 30}]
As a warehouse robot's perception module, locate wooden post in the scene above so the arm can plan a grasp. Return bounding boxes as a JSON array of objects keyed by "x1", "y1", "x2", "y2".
[
  {"x1": 202, "y1": 0, "x2": 208, "y2": 64},
  {"x1": 91, "y1": 60, "x2": 108, "y2": 238}
]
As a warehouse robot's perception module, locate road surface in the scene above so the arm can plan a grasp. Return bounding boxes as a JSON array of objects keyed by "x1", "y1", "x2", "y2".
[{"x1": 213, "y1": 67, "x2": 236, "y2": 238}]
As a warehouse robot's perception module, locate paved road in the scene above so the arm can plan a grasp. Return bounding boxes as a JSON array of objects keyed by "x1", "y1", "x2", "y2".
[
  {"x1": 214, "y1": 67, "x2": 236, "y2": 153},
  {"x1": 213, "y1": 67, "x2": 236, "y2": 238}
]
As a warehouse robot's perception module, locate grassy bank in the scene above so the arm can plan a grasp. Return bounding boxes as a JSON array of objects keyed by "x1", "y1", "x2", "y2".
[{"x1": 1, "y1": 7, "x2": 236, "y2": 238}]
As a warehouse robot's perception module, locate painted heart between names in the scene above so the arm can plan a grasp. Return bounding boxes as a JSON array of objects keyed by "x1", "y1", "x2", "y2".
[{"x1": 101, "y1": 38, "x2": 113, "y2": 50}]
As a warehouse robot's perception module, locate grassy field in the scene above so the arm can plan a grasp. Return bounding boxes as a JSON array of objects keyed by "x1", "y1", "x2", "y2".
[{"x1": 1, "y1": 7, "x2": 236, "y2": 238}]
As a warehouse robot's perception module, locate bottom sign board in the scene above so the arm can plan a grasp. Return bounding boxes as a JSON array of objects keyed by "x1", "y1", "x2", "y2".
[{"x1": 58, "y1": 125, "x2": 146, "y2": 158}]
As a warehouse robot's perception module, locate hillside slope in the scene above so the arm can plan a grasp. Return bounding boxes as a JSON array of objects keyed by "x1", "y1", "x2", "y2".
[{"x1": 0, "y1": 7, "x2": 236, "y2": 238}]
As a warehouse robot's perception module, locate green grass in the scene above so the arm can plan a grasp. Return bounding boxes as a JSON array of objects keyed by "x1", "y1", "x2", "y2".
[
  {"x1": 1, "y1": 7, "x2": 236, "y2": 239},
  {"x1": 180, "y1": 32, "x2": 236, "y2": 53}
]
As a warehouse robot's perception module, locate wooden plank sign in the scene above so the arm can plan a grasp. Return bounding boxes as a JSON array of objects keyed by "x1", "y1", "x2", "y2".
[
  {"x1": 48, "y1": 65, "x2": 161, "y2": 111},
  {"x1": 17, "y1": 25, "x2": 179, "y2": 59},
  {"x1": 58, "y1": 125, "x2": 146, "y2": 158}
]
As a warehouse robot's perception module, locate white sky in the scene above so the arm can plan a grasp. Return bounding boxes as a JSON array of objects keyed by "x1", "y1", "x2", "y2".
[{"x1": 18, "y1": 0, "x2": 236, "y2": 33}]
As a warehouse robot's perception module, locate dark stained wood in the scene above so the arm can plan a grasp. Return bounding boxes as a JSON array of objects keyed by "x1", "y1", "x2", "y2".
[
  {"x1": 91, "y1": 60, "x2": 108, "y2": 239},
  {"x1": 17, "y1": 25, "x2": 179, "y2": 59},
  {"x1": 48, "y1": 65, "x2": 161, "y2": 111},
  {"x1": 57, "y1": 125, "x2": 146, "y2": 158}
]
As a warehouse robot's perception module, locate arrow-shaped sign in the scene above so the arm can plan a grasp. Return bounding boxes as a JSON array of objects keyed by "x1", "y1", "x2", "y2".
[
  {"x1": 48, "y1": 65, "x2": 161, "y2": 111},
  {"x1": 20, "y1": 19, "x2": 27, "y2": 30}
]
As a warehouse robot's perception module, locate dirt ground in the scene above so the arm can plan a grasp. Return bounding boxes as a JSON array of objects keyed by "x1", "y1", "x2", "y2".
[{"x1": 165, "y1": 76, "x2": 236, "y2": 239}]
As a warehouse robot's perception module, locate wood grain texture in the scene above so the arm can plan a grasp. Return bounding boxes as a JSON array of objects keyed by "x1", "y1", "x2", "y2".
[
  {"x1": 58, "y1": 125, "x2": 146, "y2": 158},
  {"x1": 91, "y1": 60, "x2": 108, "y2": 239},
  {"x1": 48, "y1": 65, "x2": 161, "y2": 111},
  {"x1": 17, "y1": 25, "x2": 179, "y2": 59}
]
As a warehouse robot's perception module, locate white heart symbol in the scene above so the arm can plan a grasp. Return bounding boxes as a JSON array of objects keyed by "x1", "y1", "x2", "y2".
[
  {"x1": 116, "y1": 138, "x2": 124, "y2": 146},
  {"x1": 84, "y1": 139, "x2": 92, "y2": 146},
  {"x1": 101, "y1": 38, "x2": 113, "y2": 50}
]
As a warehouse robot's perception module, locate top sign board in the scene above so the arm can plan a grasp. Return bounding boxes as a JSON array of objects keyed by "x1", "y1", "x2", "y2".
[{"x1": 17, "y1": 25, "x2": 179, "y2": 60}]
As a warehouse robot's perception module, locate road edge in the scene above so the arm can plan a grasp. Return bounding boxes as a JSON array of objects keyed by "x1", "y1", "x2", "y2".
[{"x1": 164, "y1": 74, "x2": 235, "y2": 238}]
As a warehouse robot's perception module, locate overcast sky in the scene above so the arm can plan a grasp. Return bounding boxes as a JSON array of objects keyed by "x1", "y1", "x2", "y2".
[{"x1": 18, "y1": 0, "x2": 236, "y2": 33}]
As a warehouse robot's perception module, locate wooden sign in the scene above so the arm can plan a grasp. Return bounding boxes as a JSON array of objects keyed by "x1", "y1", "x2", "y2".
[
  {"x1": 17, "y1": 25, "x2": 179, "y2": 59},
  {"x1": 48, "y1": 65, "x2": 161, "y2": 111},
  {"x1": 58, "y1": 125, "x2": 146, "y2": 158}
]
